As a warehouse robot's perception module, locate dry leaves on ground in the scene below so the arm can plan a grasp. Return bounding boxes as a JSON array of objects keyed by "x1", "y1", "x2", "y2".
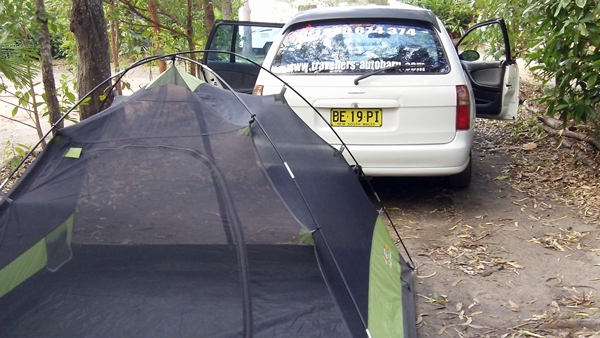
[
  {"x1": 423, "y1": 223, "x2": 523, "y2": 277},
  {"x1": 0, "y1": 152, "x2": 37, "y2": 193},
  {"x1": 527, "y1": 228, "x2": 589, "y2": 251},
  {"x1": 476, "y1": 82, "x2": 600, "y2": 226}
]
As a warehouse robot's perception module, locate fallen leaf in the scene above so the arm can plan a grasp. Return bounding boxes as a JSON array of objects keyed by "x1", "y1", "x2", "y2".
[
  {"x1": 468, "y1": 299, "x2": 480, "y2": 309},
  {"x1": 416, "y1": 271, "x2": 436, "y2": 279},
  {"x1": 518, "y1": 330, "x2": 545, "y2": 338},
  {"x1": 416, "y1": 314, "x2": 424, "y2": 326},
  {"x1": 452, "y1": 279, "x2": 465, "y2": 287},
  {"x1": 508, "y1": 300, "x2": 520, "y2": 311},
  {"x1": 522, "y1": 142, "x2": 538, "y2": 150}
]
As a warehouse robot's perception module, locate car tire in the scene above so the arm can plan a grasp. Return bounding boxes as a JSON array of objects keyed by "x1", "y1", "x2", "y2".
[{"x1": 447, "y1": 153, "x2": 471, "y2": 188}]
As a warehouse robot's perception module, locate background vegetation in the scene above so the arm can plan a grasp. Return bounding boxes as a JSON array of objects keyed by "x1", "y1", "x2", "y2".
[
  {"x1": 402, "y1": 0, "x2": 473, "y2": 37},
  {"x1": 1, "y1": 0, "x2": 599, "y2": 159},
  {"x1": 476, "y1": 0, "x2": 600, "y2": 131}
]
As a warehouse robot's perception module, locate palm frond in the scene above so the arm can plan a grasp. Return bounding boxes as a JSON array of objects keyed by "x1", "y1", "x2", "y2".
[{"x1": 0, "y1": 35, "x2": 37, "y2": 88}]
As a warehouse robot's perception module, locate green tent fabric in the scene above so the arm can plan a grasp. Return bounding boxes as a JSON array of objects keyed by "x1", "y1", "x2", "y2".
[
  {"x1": 0, "y1": 63, "x2": 416, "y2": 337},
  {"x1": 145, "y1": 65, "x2": 204, "y2": 90}
]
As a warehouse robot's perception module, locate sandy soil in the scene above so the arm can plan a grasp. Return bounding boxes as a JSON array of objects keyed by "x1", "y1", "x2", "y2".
[
  {"x1": 374, "y1": 139, "x2": 599, "y2": 337},
  {"x1": 0, "y1": 64, "x2": 157, "y2": 164},
  {"x1": 2, "y1": 64, "x2": 598, "y2": 337}
]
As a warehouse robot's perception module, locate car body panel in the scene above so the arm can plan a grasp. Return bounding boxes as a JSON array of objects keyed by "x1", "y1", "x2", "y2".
[
  {"x1": 204, "y1": 6, "x2": 519, "y2": 182},
  {"x1": 261, "y1": 78, "x2": 460, "y2": 146}
]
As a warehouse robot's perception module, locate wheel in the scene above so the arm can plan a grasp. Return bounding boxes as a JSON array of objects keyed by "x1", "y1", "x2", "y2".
[{"x1": 447, "y1": 153, "x2": 472, "y2": 188}]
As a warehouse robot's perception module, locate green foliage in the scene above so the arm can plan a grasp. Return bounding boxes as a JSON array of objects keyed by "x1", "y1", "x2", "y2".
[
  {"x1": 0, "y1": 0, "x2": 40, "y2": 87},
  {"x1": 46, "y1": 0, "x2": 74, "y2": 61},
  {"x1": 1, "y1": 0, "x2": 77, "y2": 143},
  {"x1": 529, "y1": 0, "x2": 600, "y2": 126},
  {"x1": 40, "y1": 74, "x2": 81, "y2": 124},
  {"x1": 478, "y1": 0, "x2": 600, "y2": 130},
  {"x1": 402, "y1": 0, "x2": 474, "y2": 37},
  {"x1": 293, "y1": 0, "x2": 389, "y2": 12},
  {"x1": 297, "y1": 0, "x2": 388, "y2": 6},
  {"x1": 298, "y1": 4, "x2": 317, "y2": 11},
  {"x1": 474, "y1": 0, "x2": 536, "y2": 58},
  {"x1": 2, "y1": 141, "x2": 31, "y2": 171},
  {"x1": 112, "y1": 0, "x2": 223, "y2": 69},
  {"x1": 0, "y1": 38, "x2": 35, "y2": 88},
  {"x1": 458, "y1": 21, "x2": 508, "y2": 62}
]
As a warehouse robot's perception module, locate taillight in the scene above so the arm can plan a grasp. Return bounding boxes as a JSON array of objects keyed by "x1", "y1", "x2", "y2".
[
  {"x1": 456, "y1": 85, "x2": 470, "y2": 130},
  {"x1": 253, "y1": 85, "x2": 264, "y2": 96}
]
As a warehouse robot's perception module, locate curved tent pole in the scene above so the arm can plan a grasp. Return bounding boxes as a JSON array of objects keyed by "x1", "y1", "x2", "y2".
[
  {"x1": 173, "y1": 54, "x2": 372, "y2": 331},
  {"x1": 190, "y1": 51, "x2": 417, "y2": 270},
  {"x1": 1, "y1": 69, "x2": 126, "y2": 191},
  {"x1": 179, "y1": 53, "x2": 383, "y2": 332},
  {"x1": 1, "y1": 49, "x2": 416, "y2": 309},
  {"x1": 187, "y1": 51, "x2": 416, "y2": 268},
  {"x1": 199, "y1": 51, "x2": 364, "y2": 169},
  {"x1": 0, "y1": 51, "x2": 415, "y2": 335},
  {"x1": 1, "y1": 53, "x2": 195, "y2": 191},
  {"x1": 1, "y1": 48, "x2": 415, "y2": 267}
]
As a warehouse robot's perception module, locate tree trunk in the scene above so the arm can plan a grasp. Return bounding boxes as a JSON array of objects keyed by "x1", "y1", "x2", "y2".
[
  {"x1": 202, "y1": 0, "x2": 215, "y2": 35},
  {"x1": 35, "y1": 0, "x2": 63, "y2": 130},
  {"x1": 26, "y1": 64, "x2": 47, "y2": 148},
  {"x1": 240, "y1": 1, "x2": 252, "y2": 55},
  {"x1": 70, "y1": 0, "x2": 114, "y2": 120},
  {"x1": 241, "y1": 0, "x2": 250, "y2": 21},
  {"x1": 109, "y1": 0, "x2": 123, "y2": 95},
  {"x1": 186, "y1": 0, "x2": 197, "y2": 76},
  {"x1": 148, "y1": 0, "x2": 166, "y2": 73},
  {"x1": 221, "y1": 0, "x2": 232, "y2": 20}
]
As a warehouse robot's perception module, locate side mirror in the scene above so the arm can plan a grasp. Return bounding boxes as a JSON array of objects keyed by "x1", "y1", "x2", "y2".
[{"x1": 459, "y1": 50, "x2": 480, "y2": 62}]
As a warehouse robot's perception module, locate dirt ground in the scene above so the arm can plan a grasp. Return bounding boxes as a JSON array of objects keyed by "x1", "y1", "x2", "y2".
[
  {"x1": 373, "y1": 129, "x2": 600, "y2": 337},
  {"x1": 0, "y1": 64, "x2": 154, "y2": 165},
  {"x1": 1, "y1": 65, "x2": 599, "y2": 338}
]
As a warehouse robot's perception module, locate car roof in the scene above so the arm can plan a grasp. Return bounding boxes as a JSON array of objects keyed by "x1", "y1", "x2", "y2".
[{"x1": 282, "y1": 5, "x2": 441, "y2": 32}]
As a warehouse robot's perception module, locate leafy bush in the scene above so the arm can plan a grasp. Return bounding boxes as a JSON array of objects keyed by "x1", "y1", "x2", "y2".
[
  {"x1": 477, "y1": 0, "x2": 600, "y2": 132},
  {"x1": 402, "y1": 0, "x2": 474, "y2": 37},
  {"x1": 529, "y1": 0, "x2": 600, "y2": 127},
  {"x1": 1, "y1": 141, "x2": 31, "y2": 171}
]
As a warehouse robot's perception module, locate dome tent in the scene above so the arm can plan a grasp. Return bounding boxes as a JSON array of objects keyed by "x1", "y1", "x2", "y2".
[{"x1": 0, "y1": 59, "x2": 416, "y2": 337}]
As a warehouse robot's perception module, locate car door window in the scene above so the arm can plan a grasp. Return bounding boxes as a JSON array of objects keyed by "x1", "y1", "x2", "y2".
[
  {"x1": 207, "y1": 22, "x2": 282, "y2": 65},
  {"x1": 456, "y1": 19, "x2": 512, "y2": 63},
  {"x1": 204, "y1": 21, "x2": 283, "y2": 93}
]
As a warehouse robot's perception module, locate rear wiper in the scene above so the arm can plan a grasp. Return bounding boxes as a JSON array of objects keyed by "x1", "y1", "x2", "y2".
[{"x1": 353, "y1": 64, "x2": 420, "y2": 85}]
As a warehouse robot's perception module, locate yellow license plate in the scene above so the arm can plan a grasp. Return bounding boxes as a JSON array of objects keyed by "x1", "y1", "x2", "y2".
[{"x1": 330, "y1": 109, "x2": 382, "y2": 127}]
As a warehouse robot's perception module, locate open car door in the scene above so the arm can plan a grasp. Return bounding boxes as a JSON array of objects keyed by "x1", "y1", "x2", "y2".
[
  {"x1": 203, "y1": 20, "x2": 283, "y2": 93},
  {"x1": 456, "y1": 18, "x2": 519, "y2": 120}
]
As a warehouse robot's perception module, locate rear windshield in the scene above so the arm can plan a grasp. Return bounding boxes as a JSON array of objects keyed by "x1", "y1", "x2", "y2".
[{"x1": 271, "y1": 20, "x2": 449, "y2": 74}]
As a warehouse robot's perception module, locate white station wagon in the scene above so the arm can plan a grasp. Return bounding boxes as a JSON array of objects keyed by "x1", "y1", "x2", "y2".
[{"x1": 204, "y1": 4, "x2": 519, "y2": 188}]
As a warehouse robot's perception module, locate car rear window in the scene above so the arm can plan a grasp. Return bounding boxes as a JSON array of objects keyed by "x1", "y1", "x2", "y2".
[{"x1": 271, "y1": 20, "x2": 449, "y2": 74}]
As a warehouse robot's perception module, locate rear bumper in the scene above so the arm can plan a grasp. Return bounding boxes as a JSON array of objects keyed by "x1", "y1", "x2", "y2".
[{"x1": 335, "y1": 131, "x2": 472, "y2": 177}]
